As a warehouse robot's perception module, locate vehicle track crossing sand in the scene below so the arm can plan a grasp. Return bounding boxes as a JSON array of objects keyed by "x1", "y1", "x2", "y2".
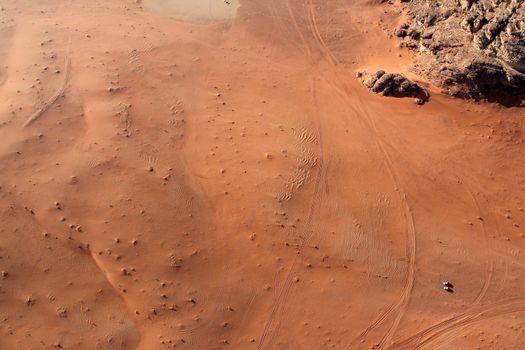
[
  {"x1": 23, "y1": 56, "x2": 71, "y2": 127},
  {"x1": 258, "y1": 77, "x2": 326, "y2": 350},
  {"x1": 2, "y1": 0, "x2": 525, "y2": 348}
]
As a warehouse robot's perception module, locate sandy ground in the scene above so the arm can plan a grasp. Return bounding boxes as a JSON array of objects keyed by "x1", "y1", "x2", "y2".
[{"x1": 0, "y1": 0, "x2": 524, "y2": 349}]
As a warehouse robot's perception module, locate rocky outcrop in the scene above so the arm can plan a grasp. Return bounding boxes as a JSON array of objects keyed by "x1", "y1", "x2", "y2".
[
  {"x1": 395, "y1": 0, "x2": 525, "y2": 104},
  {"x1": 361, "y1": 70, "x2": 430, "y2": 104}
]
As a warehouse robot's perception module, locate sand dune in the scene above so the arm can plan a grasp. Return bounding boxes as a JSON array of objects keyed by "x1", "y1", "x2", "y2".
[{"x1": 0, "y1": 0, "x2": 524, "y2": 349}]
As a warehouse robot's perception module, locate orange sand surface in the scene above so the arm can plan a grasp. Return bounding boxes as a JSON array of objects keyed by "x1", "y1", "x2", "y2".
[{"x1": 0, "y1": 0, "x2": 524, "y2": 349}]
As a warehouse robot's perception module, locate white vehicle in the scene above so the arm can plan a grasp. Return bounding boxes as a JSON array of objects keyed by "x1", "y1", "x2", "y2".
[{"x1": 442, "y1": 281, "x2": 454, "y2": 293}]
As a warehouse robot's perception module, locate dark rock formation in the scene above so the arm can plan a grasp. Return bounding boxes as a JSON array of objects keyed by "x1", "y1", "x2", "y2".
[
  {"x1": 362, "y1": 70, "x2": 430, "y2": 104},
  {"x1": 395, "y1": 0, "x2": 525, "y2": 104}
]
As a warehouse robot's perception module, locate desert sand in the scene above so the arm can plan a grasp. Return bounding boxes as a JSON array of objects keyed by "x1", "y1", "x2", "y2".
[{"x1": 0, "y1": 0, "x2": 524, "y2": 349}]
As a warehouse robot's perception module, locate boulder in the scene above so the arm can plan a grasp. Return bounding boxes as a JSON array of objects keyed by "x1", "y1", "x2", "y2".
[{"x1": 362, "y1": 70, "x2": 430, "y2": 103}]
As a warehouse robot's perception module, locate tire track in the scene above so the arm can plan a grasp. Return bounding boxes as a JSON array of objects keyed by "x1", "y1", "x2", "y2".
[
  {"x1": 259, "y1": 2, "x2": 520, "y2": 349},
  {"x1": 392, "y1": 297, "x2": 525, "y2": 349},
  {"x1": 361, "y1": 129, "x2": 498, "y2": 347},
  {"x1": 375, "y1": 138, "x2": 500, "y2": 349},
  {"x1": 387, "y1": 175, "x2": 500, "y2": 349},
  {"x1": 352, "y1": 104, "x2": 508, "y2": 347},
  {"x1": 301, "y1": 0, "x2": 418, "y2": 345},
  {"x1": 23, "y1": 55, "x2": 71, "y2": 127},
  {"x1": 260, "y1": 1, "x2": 417, "y2": 348},
  {"x1": 463, "y1": 182, "x2": 494, "y2": 307},
  {"x1": 258, "y1": 77, "x2": 326, "y2": 350},
  {"x1": 231, "y1": 287, "x2": 261, "y2": 344},
  {"x1": 266, "y1": 0, "x2": 289, "y2": 41},
  {"x1": 283, "y1": 0, "x2": 313, "y2": 58},
  {"x1": 305, "y1": 0, "x2": 338, "y2": 66},
  {"x1": 257, "y1": 3, "x2": 327, "y2": 348},
  {"x1": 24, "y1": 0, "x2": 74, "y2": 128},
  {"x1": 368, "y1": 118, "x2": 417, "y2": 350},
  {"x1": 319, "y1": 80, "x2": 417, "y2": 349}
]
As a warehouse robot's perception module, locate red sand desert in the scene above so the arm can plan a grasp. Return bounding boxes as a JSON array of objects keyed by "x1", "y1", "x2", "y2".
[{"x1": 0, "y1": 0, "x2": 524, "y2": 349}]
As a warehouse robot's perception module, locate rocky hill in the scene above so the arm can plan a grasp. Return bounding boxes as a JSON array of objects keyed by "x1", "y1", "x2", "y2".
[{"x1": 396, "y1": 0, "x2": 525, "y2": 104}]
